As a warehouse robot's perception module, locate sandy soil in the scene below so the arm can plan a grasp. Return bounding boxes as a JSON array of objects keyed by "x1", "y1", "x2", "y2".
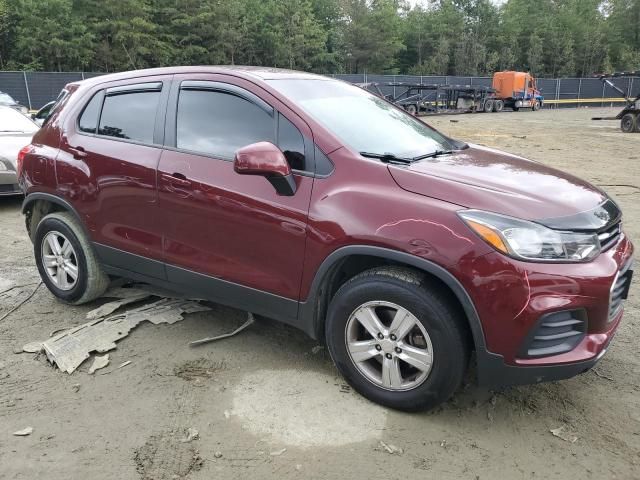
[{"x1": 0, "y1": 107, "x2": 638, "y2": 480}]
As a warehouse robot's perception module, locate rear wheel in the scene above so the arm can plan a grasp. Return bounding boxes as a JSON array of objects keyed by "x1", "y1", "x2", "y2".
[
  {"x1": 493, "y1": 99, "x2": 504, "y2": 112},
  {"x1": 621, "y1": 113, "x2": 637, "y2": 133},
  {"x1": 405, "y1": 104, "x2": 417, "y2": 115},
  {"x1": 483, "y1": 99, "x2": 494, "y2": 113},
  {"x1": 325, "y1": 267, "x2": 469, "y2": 411},
  {"x1": 34, "y1": 212, "x2": 109, "y2": 304}
]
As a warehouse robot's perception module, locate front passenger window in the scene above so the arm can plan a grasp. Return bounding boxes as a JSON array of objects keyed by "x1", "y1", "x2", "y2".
[{"x1": 176, "y1": 89, "x2": 274, "y2": 159}]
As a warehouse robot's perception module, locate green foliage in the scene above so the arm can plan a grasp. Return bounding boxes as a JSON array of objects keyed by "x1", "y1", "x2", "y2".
[{"x1": 0, "y1": 0, "x2": 637, "y2": 75}]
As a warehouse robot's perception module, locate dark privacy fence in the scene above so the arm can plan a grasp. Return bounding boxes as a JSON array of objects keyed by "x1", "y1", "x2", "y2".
[{"x1": 1, "y1": 71, "x2": 638, "y2": 110}]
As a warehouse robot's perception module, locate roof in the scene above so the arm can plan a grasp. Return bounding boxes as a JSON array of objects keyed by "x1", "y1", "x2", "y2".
[{"x1": 73, "y1": 66, "x2": 332, "y2": 88}]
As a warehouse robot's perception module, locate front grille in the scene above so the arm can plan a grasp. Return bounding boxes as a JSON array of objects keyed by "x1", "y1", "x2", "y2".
[
  {"x1": 520, "y1": 310, "x2": 587, "y2": 358},
  {"x1": 598, "y1": 222, "x2": 622, "y2": 251},
  {"x1": 609, "y1": 259, "x2": 634, "y2": 321}
]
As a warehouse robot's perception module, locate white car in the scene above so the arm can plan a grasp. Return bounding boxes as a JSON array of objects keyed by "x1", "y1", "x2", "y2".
[{"x1": 0, "y1": 106, "x2": 39, "y2": 196}]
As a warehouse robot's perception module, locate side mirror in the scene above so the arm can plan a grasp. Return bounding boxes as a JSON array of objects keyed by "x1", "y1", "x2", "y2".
[{"x1": 234, "y1": 142, "x2": 296, "y2": 196}]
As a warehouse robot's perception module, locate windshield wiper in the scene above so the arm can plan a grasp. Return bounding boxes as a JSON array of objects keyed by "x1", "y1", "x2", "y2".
[
  {"x1": 412, "y1": 149, "x2": 454, "y2": 161},
  {"x1": 359, "y1": 151, "x2": 413, "y2": 164}
]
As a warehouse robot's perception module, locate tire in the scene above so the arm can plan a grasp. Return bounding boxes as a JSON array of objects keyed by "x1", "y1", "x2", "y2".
[
  {"x1": 405, "y1": 104, "x2": 417, "y2": 115},
  {"x1": 34, "y1": 211, "x2": 109, "y2": 305},
  {"x1": 483, "y1": 99, "x2": 494, "y2": 113},
  {"x1": 493, "y1": 99, "x2": 504, "y2": 112},
  {"x1": 532, "y1": 100, "x2": 541, "y2": 111},
  {"x1": 621, "y1": 113, "x2": 636, "y2": 133},
  {"x1": 325, "y1": 266, "x2": 469, "y2": 411}
]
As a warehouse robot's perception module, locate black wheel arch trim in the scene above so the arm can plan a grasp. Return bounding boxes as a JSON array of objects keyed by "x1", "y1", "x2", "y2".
[
  {"x1": 298, "y1": 246, "x2": 488, "y2": 352},
  {"x1": 22, "y1": 193, "x2": 89, "y2": 235}
]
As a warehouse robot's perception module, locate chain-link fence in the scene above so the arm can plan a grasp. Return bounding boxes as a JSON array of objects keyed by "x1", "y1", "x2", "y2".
[{"x1": 1, "y1": 71, "x2": 637, "y2": 110}]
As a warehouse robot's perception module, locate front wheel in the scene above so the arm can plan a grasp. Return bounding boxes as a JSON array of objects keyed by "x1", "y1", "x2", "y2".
[
  {"x1": 405, "y1": 104, "x2": 417, "y2": 115},
  {"x1": 532, "y1": 100, "x2": 541, "y2": 111},
  {"x1": 325, "y1": 267, "x2": 469, "y2": 411},
  {"x1": 34, "y1": 212, "x2": 109, "y2": 304}
]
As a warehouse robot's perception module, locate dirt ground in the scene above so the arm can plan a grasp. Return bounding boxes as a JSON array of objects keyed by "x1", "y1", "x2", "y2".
[{"x1": 1, "y1": 107, "x2": 638, "y2": 480}]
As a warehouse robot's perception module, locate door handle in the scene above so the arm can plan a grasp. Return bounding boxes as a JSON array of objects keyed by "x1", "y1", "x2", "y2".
[
  {"x1": 68, "y1": 146, "x2": 87, "y2": 159},
  {"x1": 161, "y1": 172, "x2": 191, "y2": 187}
]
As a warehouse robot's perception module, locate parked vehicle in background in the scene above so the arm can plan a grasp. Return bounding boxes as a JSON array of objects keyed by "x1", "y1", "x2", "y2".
[
  {"x1": 0, "y1": 106, "x2": 38, "y2": 196},
  {"x1": 0, "y1": 91, "x2": 29, "y2": 115},
  {"x1": 32, "y1": 101, "x2": 56, "y2": 126},
  {"x1": 18, "y1": 67, "x2": 634, "y2": 411},
  {"x1": 492, "y1": 71, "x2": 543, "y2": 111},
  {"x1": 592, "y1": 71, "x2": 640, "y2": 133}
]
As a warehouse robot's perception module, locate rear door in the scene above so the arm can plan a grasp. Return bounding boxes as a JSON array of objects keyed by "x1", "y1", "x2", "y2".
[
  {"x1": 56, "y1": 77, "x2": 171, "y2": 278},
  {"x1": 157, "y1": 74, "x2": 315, "y2": 318}
]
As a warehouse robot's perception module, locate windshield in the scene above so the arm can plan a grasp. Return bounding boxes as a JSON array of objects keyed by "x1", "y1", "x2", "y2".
[
  {"x1": 267, "y1": 79, "x2": 454, "y2": 159},
  {"x1": 0, "y1": 107, "x2": 38, "y2": 133},
  {"x1": 0, "y1": 93, "x2": 16, "y2": 104}
]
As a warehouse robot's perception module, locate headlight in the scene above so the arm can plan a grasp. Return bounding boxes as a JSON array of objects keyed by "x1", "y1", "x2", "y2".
[{"x1": 458, "y1": 210, "x2": 600, "y2": 262}]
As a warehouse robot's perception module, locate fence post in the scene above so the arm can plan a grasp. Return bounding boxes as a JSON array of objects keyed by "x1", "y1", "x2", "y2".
[
  {"x1": 81, "y1": 71, "x2": 85, "y2": 80},
  {"x1": 601, "y1": 80, "x2": 605, "y2": 108},
  {"x1": 23, "y1": 71, "x2": 32, "y2": 110},
  {"x1": 577, "y1": 78, "x2": 582, "y2": 107}
]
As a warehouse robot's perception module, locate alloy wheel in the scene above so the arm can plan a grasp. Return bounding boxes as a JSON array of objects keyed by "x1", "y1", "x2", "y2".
[
  {"x1": 41, "y1": 231, "x2": 79, "y2": 291},
  {"x1": 345, "y1": 301, "x2": 433, "y2": 391}
]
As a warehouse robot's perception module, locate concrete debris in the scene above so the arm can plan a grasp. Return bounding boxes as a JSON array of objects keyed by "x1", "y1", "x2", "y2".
[
  {"x1": 550, "y1": 426, "x2": 578, "y2": 443},
  {"x1": 223, "y1": 410, "x2": 231, "y2": 419},
  {"x1": 270, "y1": 448, "x2": 287, "y2": 456},
  {"x1": 379, "y1": 441, "x2": 403, "y2": 455},
  {"x1": 189, "y1": 313, "x2": 255, "y2": 346},
  {"x1": 13, "y1": 427, "x2": 33, "y2": 436},
  {"x1": 88, "y1": 354, "x2": 110, "y2": 374},
  {"x1": 213, "y1": 451, "x2": 223, "y2": 458},
  {"x1": 72, "y1": 383, "x2": 81, "y2": 393},
  {"x1": 180, "y1": 428, "x2": 199, "y2": 443},
  {"x1": 36, "y1": 298, "x2": 209, "y2": 374}
]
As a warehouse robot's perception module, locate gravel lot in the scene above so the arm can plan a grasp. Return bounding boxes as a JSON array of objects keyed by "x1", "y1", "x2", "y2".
[{"x1": 0, "y1": 107, "x2": 638, "y2": 480}]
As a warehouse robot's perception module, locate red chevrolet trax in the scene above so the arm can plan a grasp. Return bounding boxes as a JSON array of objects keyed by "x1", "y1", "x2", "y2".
[{"x1": 18, "y1": 67, "x2": 634, "y2": 411}]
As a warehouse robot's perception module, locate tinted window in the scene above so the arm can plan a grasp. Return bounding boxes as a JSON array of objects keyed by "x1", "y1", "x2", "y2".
[
  {"x1": 177, "y1": 89, "x2": 274, "y2": 158},
  {"x1": 98, "y1": 91, "x2": 160, "y2": 143},
  {"x1": 78, "y1": 93, "x2": 102, "y2": 133},
  {"x1": 278, "y1": 113, "x2": 305, "y2": 170}
]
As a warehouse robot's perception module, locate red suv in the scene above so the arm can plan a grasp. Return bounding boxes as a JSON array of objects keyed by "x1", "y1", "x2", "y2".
[{"x1": 18, "y1": 67, "x2": 634, "y2": 410}]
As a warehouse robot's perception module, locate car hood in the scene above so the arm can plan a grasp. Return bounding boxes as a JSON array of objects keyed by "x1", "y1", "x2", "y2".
[
  {"x1": 0, "y1": 132, "x2": 34, "y2": 168},
  {"x1": 388, "y1": 144, "x2": 613, "y2": 227}
]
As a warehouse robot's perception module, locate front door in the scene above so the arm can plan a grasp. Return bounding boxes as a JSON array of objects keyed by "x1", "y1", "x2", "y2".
[{"x1": 157, "y1": 75, "x2": 315, "y2": 320}]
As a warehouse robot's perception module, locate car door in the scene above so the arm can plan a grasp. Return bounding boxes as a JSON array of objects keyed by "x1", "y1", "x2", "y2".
[
  {"x1": 56, "y1": 77, "x2": 170, "y2": 278},
  {"x1": 157, "y1": 74, "x2": 315, "y2": 320}
]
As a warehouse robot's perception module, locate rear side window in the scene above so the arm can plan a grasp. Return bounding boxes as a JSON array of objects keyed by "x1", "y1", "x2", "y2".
[
  {"x1": 78, "y1": 92, "x2": 102, "y2": 133},
  {"x1": 176, "y1": 89, "x2": 274, "y2": 159},
  {"x1": 98, "y1": 91, "x2": 160, "y2": 143}
]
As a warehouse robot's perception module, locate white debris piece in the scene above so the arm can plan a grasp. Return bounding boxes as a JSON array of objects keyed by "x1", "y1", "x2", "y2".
[
  {"x1": 550, "y1": 426, "x2": 578, "y2": 443},
  {"x1": 39, "y1": 298, "x2": 210, "y2": 374},
  {"x1": 13, "y1": 427, "x2": 33, "y2": 436},
  {"x1": 88, "y1": 354, "x2": 110, "y2": 374},
  {"x1": 189, "y1": 313, "x2": 255, "y2": 346},
  {"x1": 117, "y1": 360, "x2": 132, "y2": 369},
  {"x1": 270, "y1": 448, "x2": 287, "y2": 456},
  {"x1": 379, "y1": 441, "x2": 403, "y2": 454}
]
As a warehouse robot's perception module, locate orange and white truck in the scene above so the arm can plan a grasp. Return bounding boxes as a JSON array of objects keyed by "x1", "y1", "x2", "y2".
[{"x1": 491, "y1": 71, "x2": 544, "y2": 111}]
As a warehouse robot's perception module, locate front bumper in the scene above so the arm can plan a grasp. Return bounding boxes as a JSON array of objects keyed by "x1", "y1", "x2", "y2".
[{"x1": 465, "y1": 234, "x2": 634, "y2": 388}]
